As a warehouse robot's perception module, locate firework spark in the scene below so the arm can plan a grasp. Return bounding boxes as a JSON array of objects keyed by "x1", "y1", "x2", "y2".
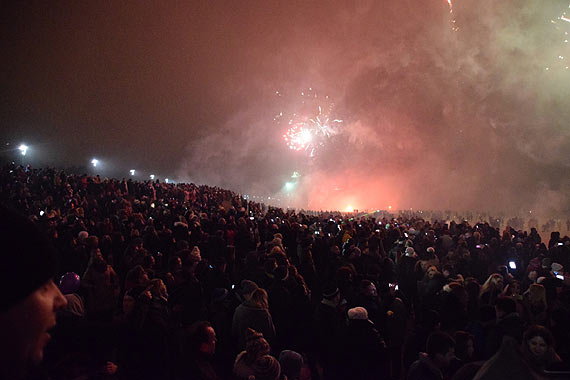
[{"x1": 277, "y1": 88, "x2": 343, "y2": 157}]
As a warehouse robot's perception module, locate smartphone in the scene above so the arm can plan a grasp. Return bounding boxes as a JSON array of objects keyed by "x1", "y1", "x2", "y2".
[
  {"x1": 315, "y1": 231, "x2": 320, "y2": 235},
  {"x1": 404, "y1": 232, "x2": 409, "y2": 238},
  {"x1": 232, "y1": 284, "x2": 236, "y2": 289},
  {"x1": 249, "y1": 216, "x2": 254, "y2": 220},
  {"x1": 558, "y1": 242, "x2": 564, "y2": 246},
  {"x1": 508, "y1": 261, "x2": 516, "y2": 270},
  {"x1": 39, "y1": 210, "x2": 45, "y2": 216},
  {"x1": 556, "y1": 274, "x2": 564, "y2": 280},
  {"x1": 375, "y1": 229, "x2": 380, "y2": 232}
]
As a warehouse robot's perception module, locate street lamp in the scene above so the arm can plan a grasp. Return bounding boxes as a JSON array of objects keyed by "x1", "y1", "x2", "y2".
[
  {"x1": 91, "y1": 158, "x2": 99, "y2": 167},
  {"x1": 130, "y1": 169, "x2": 136, "y2": 176},
  {"x1": 150, "y1": 174, "x2": 155, "y2": 180}
]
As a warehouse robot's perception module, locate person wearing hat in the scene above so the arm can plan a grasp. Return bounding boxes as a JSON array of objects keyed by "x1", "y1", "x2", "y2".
[
  {"x1": 233, "y1": 328, "x2": 271, "y2": 379},
  {"x1": 338, "y1": 307, "x2": 389, "y2": 379},
  {"x1": 313, "y1": 284, "x2": 345, "y2": 380},
  {"x1": 232, "y1": 285, "x2": 276, "y2": 350},
  {"x1": 0, "y1": 206, "x2": 68, "y2": 379}
]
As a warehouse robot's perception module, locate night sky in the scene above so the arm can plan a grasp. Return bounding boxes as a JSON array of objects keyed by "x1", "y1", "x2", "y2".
[{"x1": 2, "y1": 1, "x2": 569, "y2": 214}]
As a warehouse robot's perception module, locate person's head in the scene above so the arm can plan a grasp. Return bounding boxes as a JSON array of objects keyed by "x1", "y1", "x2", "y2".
[
  {"x1": 0, "y1": 206, "x2": 68, "y2": 378},
  {"x1": 250, "y1": 288, "x2": 269, "y2": 309},
  {"x1": 481, "y1": 273, "x2": 504, "y2": 296},
  {"x1": 426, "y1": 265, "x2": 439, "y2": 280},
  {"x1": 240, "y1": 280, "x2": 259, "y2": 301},
  {"x1": 244, "y1": 328, "x2": 270, "y2": 365},
  {"x1": 528, "y1": 283, "x2": 547, "y2": 307},
  {"x1": 322, "y1": 284, "x2": 341, "y2": 306},
  {"x1": 454, "y1": 331, "x2": 475, "y2": 361},
  {"x1": 250, "y1": 355, "x2": 281, "y2": 380},
  {"x1": 359, "y1": 279, "x2": 377, "y2": 297},
  {"x1": 495, "y1": 296, "x2": 517, "y2": 319},
  {"x1": 187, "y1": 321, "x2": 216, "y2": 356},
  {"x1": 523, "y1": 325, "x2": 554, "y2": 360},
  {"x1": 426, "y1": 331, "x2": 456, "y2": 369},
  {"x1": 279, "y1": 350, "x2": 303, "y2": 380}
]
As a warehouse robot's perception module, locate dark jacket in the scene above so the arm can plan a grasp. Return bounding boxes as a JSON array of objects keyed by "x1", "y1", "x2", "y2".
[
  {"x1": 407, "y1": 353, "x2": 444, "y2": 380},
  {"x1": 232, "y1": 301, "x2": 276, "y2": 349}
]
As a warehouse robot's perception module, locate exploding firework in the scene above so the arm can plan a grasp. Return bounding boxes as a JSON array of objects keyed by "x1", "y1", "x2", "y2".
[
  {"x1": 283, "y1": 124, "x2": 318, "y2": 156},
  {"x1": 277, "y1": 88, "x2": 343, "y2": 157}
]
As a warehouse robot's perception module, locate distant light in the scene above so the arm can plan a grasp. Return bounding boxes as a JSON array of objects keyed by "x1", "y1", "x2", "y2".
[
  {"x1": 284, "y1": 182, "x2": 295, "y2": 191},
  {"x1": 388, "y1": 205, "x2": 392, "y2": 210},
  {"x1": 91, "y1": 158, "x2": 99, "y2": 167},
  {"x1": 150, "y1": 174, "x2": 155, "y2": 180},
  {"x1": 18, "y1": 144, "x2": 28, "y2": 156},
  {"x1": 345, "y1": 205, "x2": 354, "y2": 213},
  {"x1": 130, "y1": 169, "x2": 136, "y2": 176},
  {"x1": 291, "y1": 171, "x2": 301, "y2": 178},
  {"x1": 165, "y1": 178, "x2": 169, "y2": 183}
]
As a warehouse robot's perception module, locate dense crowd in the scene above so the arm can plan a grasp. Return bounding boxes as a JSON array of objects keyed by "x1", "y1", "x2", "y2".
[{"x1": 1, "y1": 163, "x2": 569, "y2": 380}]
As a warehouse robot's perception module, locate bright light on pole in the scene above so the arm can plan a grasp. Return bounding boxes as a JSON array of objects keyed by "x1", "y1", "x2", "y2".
[
  {"x1": 165, "y1": 178, "x2": 169, "y2": 183},
  {"x1": 91, "y1": 158, "x2": 99, "y2": 167},
  {"x1": 150, "y1": 174, "x2": 155, "y2": 180},
  {"x1": 130, "y1": 169, "x2": 136, "y2": 176},
  {"x1": 18, "y1": 144, "x2": 28, "y2": 156}
]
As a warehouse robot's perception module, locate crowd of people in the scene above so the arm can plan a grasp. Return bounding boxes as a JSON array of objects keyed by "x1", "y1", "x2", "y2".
[{"x1": 1, "y1": 163, "x2": 569, "y2": 380}]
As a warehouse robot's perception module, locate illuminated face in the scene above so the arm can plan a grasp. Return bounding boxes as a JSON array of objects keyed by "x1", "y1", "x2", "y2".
[
  {"x1": 0, "y1": 280, "x2": 67, "y2": 376},
  {"x1": 493, "y1": 276, "x2": 504, "y2": 290},
  {"x1": 365, "y1": 284, "x2": 377, "y2": 297},
  {"x1": 528, "y1": 336, "x2": 548, "y2": 358},
  {"x1": 427, "y1": 267, "x2": 438, "y2": 279},
  {"x1": 201, "y1": 326, "x2": 217, "y2": 355}
]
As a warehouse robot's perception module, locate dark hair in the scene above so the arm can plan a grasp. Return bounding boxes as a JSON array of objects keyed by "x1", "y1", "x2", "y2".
[
  {"x1": 454, "y1": 331, "x2": 474, "y2": 361},
  {"x1": 495, "y1": 296, "x2": 516, "y2": 315},
  {"x1": 187, "y1": 321, "x2": 212, "y2": 353},
  {"x1": 426, "y1": 331, "x2": 455, "y2": 358},
  {"x1": 523, "y1": 325, "x2": 554, "y2": 347}
]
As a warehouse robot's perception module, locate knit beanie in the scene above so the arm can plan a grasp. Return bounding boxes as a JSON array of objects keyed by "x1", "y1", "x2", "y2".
[
  {"x1": 252, "y1": 355, "x2": 281, "y2": 380},
  {"x1": 0, "y1": 205, "x2": 57, "y2": 312},
  {"x1": 245, "y1": 328, "x2": 270, "y2": 362}
]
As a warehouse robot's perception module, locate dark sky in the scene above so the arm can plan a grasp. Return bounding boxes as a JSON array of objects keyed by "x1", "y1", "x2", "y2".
[{"x1": 2, "y1": 1, "x2": 569, "y2": 214}]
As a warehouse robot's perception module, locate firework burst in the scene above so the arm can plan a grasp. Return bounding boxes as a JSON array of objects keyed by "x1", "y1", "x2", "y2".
[{"x1": 276, "y1": 88, "x2": 343, "y2": 157}]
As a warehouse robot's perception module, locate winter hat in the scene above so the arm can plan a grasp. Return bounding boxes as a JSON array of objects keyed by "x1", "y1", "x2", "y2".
[
  {"x1": 279, "y1": 350, "x2": 303, "y2": 379},
  {"x1": 246, "y1": 328, "x2": 270, "y2": 357},
  {"x1": 405, "y1": 247, "x2": 416, "y2": 257},
  {"x1": 251, "y1": 355, "x2": 281, "y2": 380},
  {"x1": 78, "y1": 230, "x2": 89, "y2": 240},
  {"x1": 551, "y1": 263, "x2": 563, "y2": 273},
  {"x1": 348, "y1": 306, "x2": 369, "y2": 320},
  {"x1": 0, "y1": 206, "x2": 58, "y2": 312},
  {"x1": 240, "y1": 280, "x2": 259, "y2": 296},
  {"x1": 322, "y1": 284, "x2": 340, "y2": 299}
]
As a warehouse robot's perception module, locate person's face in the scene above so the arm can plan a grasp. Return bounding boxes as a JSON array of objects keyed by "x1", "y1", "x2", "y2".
[
  {"x1": 428, "y1": 267, "x2": 437, "y2": 279},
  {"x1": 528, "y1": 336, "x2": 548, "y2": 358},
  {"x1": 466, "y1": 339, "x2": 474, "y2": 358},
  {"x1": 511, "y1": 283, "x2": 520, "y2": 295},
  {"x1": 365, "y1": 284, "x2": 377, "y2": 297},
  {"x1": 201, "y1": 327, "x2": 217, "y2": 355},
  {"x1": 528, "y1": 271, "x2": 537, "y2": 281},
  {"x1": 493, "y1": 276, "x2": 504, "y2": 290},
  {"x1": 436, "y1": 348, "x2": 455, "y2": 368},
  {"x1": 0, "y1": 280, "x2": 67, "y2": 375}
]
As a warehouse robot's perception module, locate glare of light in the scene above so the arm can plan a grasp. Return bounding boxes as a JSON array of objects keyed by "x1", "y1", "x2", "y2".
[
  {"x1": 18, "y1": 144, "x2": 28, "y2": 156},
  {"x1": 91, "y1": 158, "x2": 99, "y2": 167},
  {"x1": 150, "y1": 174, "x2": 155, "y2": 180},
  {"x1": 345, "y1": 205, "x2": 354, "y2": 213},
  {"x1": 284, "y1": 182, "x2": 295, "y2": 191},
  {"x1": 388, "y1": 205, "x2": 392, "y2": 210},
  {"x1": 165, "y1": 178, "x2": 169, "y2": 183},
  {"x1": 291, "y1": 171, "x2": 301, "y2": 178},
  {"x1": 130, "y1": 169, "x2": 136, "y2": 176}
]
